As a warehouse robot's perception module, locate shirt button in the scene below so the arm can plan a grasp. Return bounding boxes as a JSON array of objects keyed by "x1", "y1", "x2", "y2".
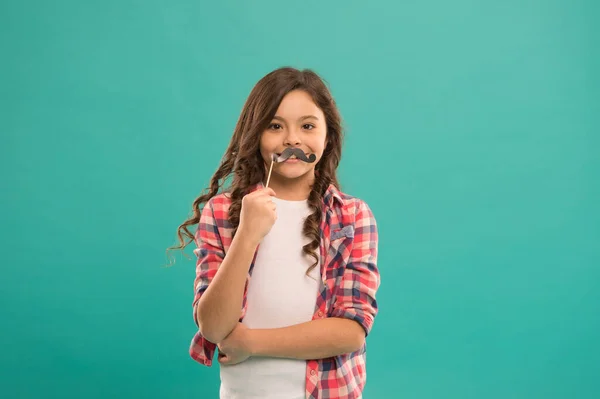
[
  {"x1": 317, "y1": 311, "x2": 323, "y2": 317},
  {"x1": 310, "y1": 369, "x2": 316, "y2": 376}
]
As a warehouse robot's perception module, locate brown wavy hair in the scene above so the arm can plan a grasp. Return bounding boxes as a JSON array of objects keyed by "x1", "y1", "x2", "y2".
[{"x1": 166, "y1": 67, "x2": 344, "y2": 277}]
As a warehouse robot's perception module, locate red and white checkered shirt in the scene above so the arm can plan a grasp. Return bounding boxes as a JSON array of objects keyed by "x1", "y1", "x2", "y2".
[{"x1": 189, "y1": 181, "x2": 380, "y2": 399}]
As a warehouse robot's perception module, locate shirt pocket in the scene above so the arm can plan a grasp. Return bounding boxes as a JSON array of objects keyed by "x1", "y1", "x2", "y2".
[
  {"x1": 330, "y1": 224, "x2": 355, "y2": 240},
  {"x1": 325, "y1": 225, "x2": 355, "y2": 280}
]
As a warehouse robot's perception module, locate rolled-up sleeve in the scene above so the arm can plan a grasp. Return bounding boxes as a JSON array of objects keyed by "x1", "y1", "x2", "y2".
[
  {"x1": 331, "y1": 200, "x2": 380, "y2": 337},
  {"x1": 192, "y1": 198, "x2": 226, "y2": 327}
]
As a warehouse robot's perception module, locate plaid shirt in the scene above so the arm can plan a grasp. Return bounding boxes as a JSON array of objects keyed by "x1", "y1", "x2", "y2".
[{"x1": 189, "y1": 181, "x2": 380, "y2": 399}]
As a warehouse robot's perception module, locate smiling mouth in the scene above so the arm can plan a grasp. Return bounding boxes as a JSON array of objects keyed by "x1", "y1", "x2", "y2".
[{"x1": 276, "y1": 153, "x2": 304, "y2": 158}]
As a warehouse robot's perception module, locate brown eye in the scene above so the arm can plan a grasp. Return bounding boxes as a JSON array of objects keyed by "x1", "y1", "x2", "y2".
[
  {"x1": 269, "y1": 123, "x2": 282, "y2": 130},
  {"x1": 303, "y1": 124, "x2": 315, "y2": 130}
]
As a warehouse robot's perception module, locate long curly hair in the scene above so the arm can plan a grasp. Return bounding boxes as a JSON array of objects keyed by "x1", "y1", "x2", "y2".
[{"x1": 166, "y1": 67, "x2": 344, "y2": 277}]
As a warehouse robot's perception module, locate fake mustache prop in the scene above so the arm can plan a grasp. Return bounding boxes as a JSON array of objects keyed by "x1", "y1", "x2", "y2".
[
  {"x1": 265, "y1": 148, "x2": 317, "y2": 187},
  {"x1": 273, "y1": 147, "x2": 317, "y2": 163}
]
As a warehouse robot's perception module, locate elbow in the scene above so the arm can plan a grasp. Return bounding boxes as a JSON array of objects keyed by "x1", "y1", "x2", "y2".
[
  {"x1": 198, "y1": 322, "x2": 225, "y2": 344},
  {"x1": 196, "y1": 302, "x2": 230, "y2": 344},
  {"x1": 197, "y1": 312, "x2": 226, "y2": 343},
  {"x1": 353, "y1": 334, "x2": 366, "y2": 352},
  {"x1": 349, "y1": 321, "x2": 367, "y2": 353},
  {"x1": 341, "y1": 331, "x2": 364, "y2": 354}
]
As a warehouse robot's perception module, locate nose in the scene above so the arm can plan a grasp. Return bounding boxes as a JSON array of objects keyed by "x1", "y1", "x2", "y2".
[{"x1": 283, "y1": 127, "x2": 301, "y2": 146}]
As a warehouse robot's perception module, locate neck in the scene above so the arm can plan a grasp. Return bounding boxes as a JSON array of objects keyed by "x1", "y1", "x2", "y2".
[{"x1": 265, "y1": 174, "x2": 315, "y2": 201}]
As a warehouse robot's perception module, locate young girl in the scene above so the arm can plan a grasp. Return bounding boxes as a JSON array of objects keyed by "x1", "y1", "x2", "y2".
[{"x1": 169, "y1": 67, "x2": 380, "y2": 399}]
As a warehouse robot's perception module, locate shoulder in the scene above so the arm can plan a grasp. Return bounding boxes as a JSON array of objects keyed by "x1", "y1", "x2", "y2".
[
  {"x1": 208, "y1": 191, "x2": 233, "y2": 208},
  {"x1": 334, "y1": 187, "x2": 376, "y2": 222},
  {"x1": 201, "y1": 192, "x2": 233, "y2": 223},
  {"x1": 326, "y1": 186, "x2": 377, "y2": 241},
  {"x1": 334, "y1": 190, "x2": 378, "y2": 252}
]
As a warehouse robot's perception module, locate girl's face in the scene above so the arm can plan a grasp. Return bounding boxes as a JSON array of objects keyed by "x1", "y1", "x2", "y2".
[{"x1": 259, "y1": 90, "x2": 327, "y2": 187}]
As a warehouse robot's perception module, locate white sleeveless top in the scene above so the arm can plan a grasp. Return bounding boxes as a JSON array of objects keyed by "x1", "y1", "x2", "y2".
[{"x1": 219, "y1": 196, "x2": 321, "y2": 399}]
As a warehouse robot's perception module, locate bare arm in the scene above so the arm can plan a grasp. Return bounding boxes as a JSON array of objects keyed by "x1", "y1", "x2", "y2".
[
  {"x1": 247, "y1": 318, "x2": 364, "y2": 360},
  {"x1": 194, "y1": 187, "x2": 275, "y2": 344},
  {"x1": 196, "y1": 230, "x2": 258, "y2": 343}
]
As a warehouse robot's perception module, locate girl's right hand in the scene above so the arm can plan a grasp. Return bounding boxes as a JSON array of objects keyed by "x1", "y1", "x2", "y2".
[{"x1": 237, "y1": 187, "x2": 277, "y2": 245}]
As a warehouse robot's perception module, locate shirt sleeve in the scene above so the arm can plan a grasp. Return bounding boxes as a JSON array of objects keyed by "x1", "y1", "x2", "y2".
[
  {"x1": 192, "y1": 197, "x2": 226, "y2": 327},
  {"x1": 330, "y1": 199, "x2": 380, "y2": 337}
]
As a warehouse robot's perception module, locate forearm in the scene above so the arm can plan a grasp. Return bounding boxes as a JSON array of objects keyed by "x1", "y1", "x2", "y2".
[
  {"x1": 197, "y1": 231, "x2": 258, "y2": 343},
  {"x1": 248, "y1": 317, "x2": 364, "y2": 360}
]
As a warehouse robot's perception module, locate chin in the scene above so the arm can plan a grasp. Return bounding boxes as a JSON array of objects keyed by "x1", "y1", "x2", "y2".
[
  {"x1": 276, "y1": 168, "x2": 311, "y2": 180},
  {"x1": 276, "y1": 172, "x2": 305, "y2": 180}
]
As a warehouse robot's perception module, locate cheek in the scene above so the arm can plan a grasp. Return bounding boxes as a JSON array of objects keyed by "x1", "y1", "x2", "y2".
[
  {"x1": 259, "y1": 138, "x2": 272, "y2": 157},
  {"x1": 260, "y1": 134, "x2": 278, "y2": 151},
  {"x1": 311, "y1": 134, "x2": 327, "y2": 156}
]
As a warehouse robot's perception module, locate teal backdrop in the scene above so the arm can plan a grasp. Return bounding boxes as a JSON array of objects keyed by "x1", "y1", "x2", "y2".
[{"x1": 2, "y1": 1, "x2": 598, "y2": 398}]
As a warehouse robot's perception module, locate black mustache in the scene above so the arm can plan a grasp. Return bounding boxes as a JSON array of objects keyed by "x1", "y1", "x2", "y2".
[{"x1": 273, "y1": 148, "x2": 316, "y2": 163}]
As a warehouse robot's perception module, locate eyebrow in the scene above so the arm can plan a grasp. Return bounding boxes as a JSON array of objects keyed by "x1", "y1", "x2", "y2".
[{"x1": 272, "y1": 115, "x2": 319, "y2": 122}]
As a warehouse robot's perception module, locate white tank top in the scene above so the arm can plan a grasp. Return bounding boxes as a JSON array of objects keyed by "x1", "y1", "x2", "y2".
[{"x1": 219, "y1": 196, "x2": 321, "y2": 399}]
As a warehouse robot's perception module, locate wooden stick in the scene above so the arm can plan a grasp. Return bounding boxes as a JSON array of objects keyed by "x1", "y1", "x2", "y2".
[{"x1": 265, "y1": 154, "x2": 275, "y2": 187}]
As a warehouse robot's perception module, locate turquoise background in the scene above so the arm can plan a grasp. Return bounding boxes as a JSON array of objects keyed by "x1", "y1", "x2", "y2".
[{"x1": 2, "y1": 0, "x2": 598, "y2": 398}]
